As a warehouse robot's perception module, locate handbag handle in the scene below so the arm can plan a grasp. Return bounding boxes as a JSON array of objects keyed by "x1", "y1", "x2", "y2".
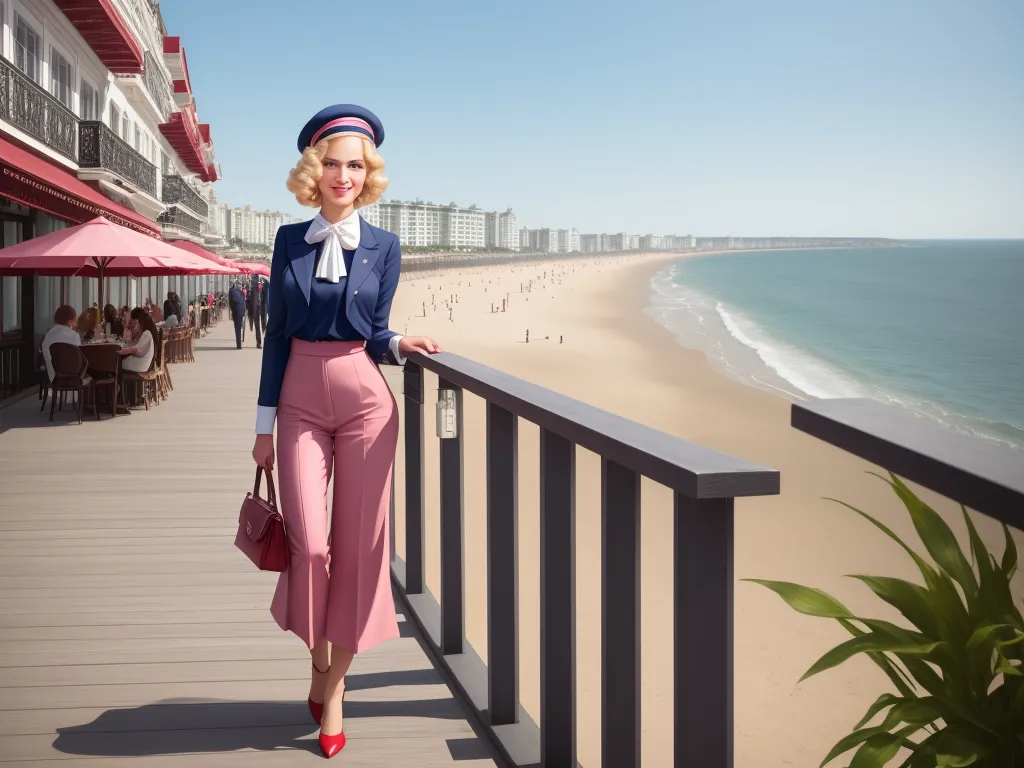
[{"x1": 253, "y1": 466, "x2": 278, "y2": 510}]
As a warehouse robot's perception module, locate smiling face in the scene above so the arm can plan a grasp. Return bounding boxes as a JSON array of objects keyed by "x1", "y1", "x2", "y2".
[{"x1": 316, "y1": 135, "x2": 368, "y2": 218}]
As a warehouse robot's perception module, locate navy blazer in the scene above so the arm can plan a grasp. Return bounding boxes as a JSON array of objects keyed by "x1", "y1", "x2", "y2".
[{"x1": 257, "y1": 216, "x2": 402, "y2": 409}]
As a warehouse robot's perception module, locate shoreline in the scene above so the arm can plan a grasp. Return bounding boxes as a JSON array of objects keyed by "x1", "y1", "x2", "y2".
[{"x1": 386, "y1": 252, "x2": 1023, "y2": 767}]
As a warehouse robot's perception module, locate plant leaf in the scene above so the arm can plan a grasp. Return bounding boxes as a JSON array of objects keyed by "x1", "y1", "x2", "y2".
[
  {"x1": 848, "y1": 575, "x2": 941, "y2": 639},
  {"x1": 884, "y1": 474, "x2": 978, "y2": 606},
  {"x1": 819, "y1": 725, "x2": 890, "y2": 767},
  {"x1": 849, "y1": 731, "x2": 913, "y2": 768},
  {"x1": 839, "y1": 618, "x2": 918, "y2": 699},
  {"x1": 965, "y1": 623, "x2": 1016, "y2": 652},
  {"x1": 800, "y1": 633, "x2": 944, "y2": 682},
  {"x1": 743, "y1": 579, "x2": 853, "y2": 618},
  {"x1": 1001, "y1": 522, "x2": 1018, "y2": 580},
  {"x1": 853, "y1": 693, "x2": 903, "y2": 730}
]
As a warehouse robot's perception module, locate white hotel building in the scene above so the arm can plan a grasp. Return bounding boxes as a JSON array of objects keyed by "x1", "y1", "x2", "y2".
[
  {"x1": 360, "y1": 199, "x2": 518, "y2": 250},
  {"x1": 0, "y1": 0, "x2": 224, "y2": 397}
]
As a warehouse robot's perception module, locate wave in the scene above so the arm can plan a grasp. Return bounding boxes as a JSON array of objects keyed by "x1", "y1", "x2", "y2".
[{"x1": 646, "y1": 264, "x2": 1024, "y2": 453}]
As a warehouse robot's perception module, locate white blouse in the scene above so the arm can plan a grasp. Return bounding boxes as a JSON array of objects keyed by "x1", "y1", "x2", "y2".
[{"x1": 122, "y1": 330, "x2": 155, "y2": 373}]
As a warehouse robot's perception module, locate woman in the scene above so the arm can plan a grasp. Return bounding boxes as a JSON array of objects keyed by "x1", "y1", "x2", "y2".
[
  {"x1": 250, "y1": 104, "x2": 440, "y2": 759},
  {"x1": 119, "y1": 306, "x2": 132, "y2": 339},
  {"x1": 163, "y1": 292, "x2": 182, "y2": 327},
  {"x1": 103, "y1": 304, "x2": 124, "y2": 338},
  {"x1": 119, "y1": 307, "x2": 156, "y2": 373},
  {"x1": 77, "y1": 307, "x2": 99, "y2": 342}
]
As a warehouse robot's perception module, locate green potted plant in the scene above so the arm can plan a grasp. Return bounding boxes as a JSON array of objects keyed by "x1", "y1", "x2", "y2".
[{"x1": 748, "y1": 472, "x2": 1023, "y2": 767}]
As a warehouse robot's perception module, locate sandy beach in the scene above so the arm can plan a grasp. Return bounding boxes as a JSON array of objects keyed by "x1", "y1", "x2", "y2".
[{"x1": 383, "y1": 251, "x2": 1024, "y2": 768}]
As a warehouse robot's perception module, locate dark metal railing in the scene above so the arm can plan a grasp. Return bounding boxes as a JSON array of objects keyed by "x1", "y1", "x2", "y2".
[
  {"x1": 78, "y1": 121, "x2": 158, "y2": 198},
  {"x1": 0, "y1": 56, "x2": 77, "y2": 161},
  {"x1": 162, "y1": 175, "x2": 209, "y2": 218},
  {"x1": 392, "y1": 352, "x2": 780, "y2": 767},
  {"x1": 157, "y1": 206, "x2": 203, "y2": 237},
  {"x1": 142, "y1": 50, "x2": 175, "y2": 122},
  {"x1": 792, "y1": 399, "x2": 1024, "y2": 530}
]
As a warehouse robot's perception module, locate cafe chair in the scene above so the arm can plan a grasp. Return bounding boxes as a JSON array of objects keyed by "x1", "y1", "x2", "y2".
[{"x1": 47, "y1": 342, "x2": 96, "y2": 424}]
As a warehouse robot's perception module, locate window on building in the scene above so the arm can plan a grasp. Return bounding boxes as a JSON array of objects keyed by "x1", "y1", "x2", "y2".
[
  {"x1": 80, "y1": 79, "x2": 97, "y2": 120},
  {"x1": 134, "y1": 124, "x2": 141, "y2": 151},
  {"x1": 50, "y1": 48, "x2": 73, "y2": 108},
  {"x1": 122, "y1": 115, "x2": 130, "y2": 141},
  {"x1": 109, "y1": 103, "x2": 120, "y2": 134},
  {"x1": 14, "y1": 15, "x2": 41, "y2": 82}
]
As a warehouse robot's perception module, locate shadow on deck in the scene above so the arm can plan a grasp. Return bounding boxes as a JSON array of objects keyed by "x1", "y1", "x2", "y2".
[{"x1": 0, "y1": 323, "x2": 500, "y2": 767}]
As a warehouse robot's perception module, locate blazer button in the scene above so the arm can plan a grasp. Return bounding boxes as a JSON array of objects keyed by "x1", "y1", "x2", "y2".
[
  {"x1": 353, "y1": 290, "x2": 359, "y2": 295},
  {"x1": 362, "y1": 258, "x2": 368, "y2": 264}
]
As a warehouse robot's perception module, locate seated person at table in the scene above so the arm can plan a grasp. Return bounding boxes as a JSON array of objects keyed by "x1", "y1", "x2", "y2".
[
  {"x1": 163, "y1": 292, "x2": 182, "y2": 326},
  {"x1": 119, "y1": 308, "x2": 157, "y2": 373},
  {"x1": 41, "y1": 304, "x2": 81, "y2": 383},
  {"x1": 103, "y1": 304, "x2": 124, "y2": 338},
  {"x1": 119, "y1": 306, "x2": 132, "y2": 337},
  {"x1": 77, "y1": 307, "x2": 99, "y2": 342}
]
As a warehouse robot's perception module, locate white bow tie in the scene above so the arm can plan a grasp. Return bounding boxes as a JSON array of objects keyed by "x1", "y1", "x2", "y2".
[{"x1": 305, "y1": 213, "x2": 361, "y2": 283}]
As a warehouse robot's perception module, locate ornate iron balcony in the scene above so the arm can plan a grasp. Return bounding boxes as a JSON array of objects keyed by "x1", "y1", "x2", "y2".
[
  {"x1": 158, "y1": 205, "x2": 203, "y2": 237},
  {"x1": 78, "y1": 121, "x2": 158, "y2": 198},
  {"x1": 141, "y1": 51, "x2": 174, "y2": 122},
  {"x1": 162, "y1": 174, "x2": 209, "y2": 218},
  {"x1": 0, "y1": 56, "x2": 77, "y2": 161}
]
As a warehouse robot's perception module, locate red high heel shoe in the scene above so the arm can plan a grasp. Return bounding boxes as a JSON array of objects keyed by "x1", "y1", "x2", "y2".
[
  {"x1": 308, "y1": 661, "x2": 328, "y2": 726},
  {"x1": 318, "y1": 688, "x2": 347, "y2": 758}
]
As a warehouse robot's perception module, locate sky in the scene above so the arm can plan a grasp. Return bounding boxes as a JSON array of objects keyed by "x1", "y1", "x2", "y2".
[{"x1": 160, "y1": 0, "x2": 1024, "y2": 239}]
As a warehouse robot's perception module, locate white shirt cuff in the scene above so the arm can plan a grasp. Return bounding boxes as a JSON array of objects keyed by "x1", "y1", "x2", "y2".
[
  {"x1": 389, "y1": 335, "x2": 406, "y2": 365},
  {"x1": 255, "y1": 405, "x2": 277, "y2": 435}
]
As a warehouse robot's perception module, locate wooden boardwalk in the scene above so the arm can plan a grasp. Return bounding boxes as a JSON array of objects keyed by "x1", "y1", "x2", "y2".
[{"x1": 0, "y1": 323, "x2": 500, "y2": 767}]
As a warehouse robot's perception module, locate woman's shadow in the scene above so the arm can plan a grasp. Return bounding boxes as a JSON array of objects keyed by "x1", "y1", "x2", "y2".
[{"x1": 52, "y1": 668, "x2": 455, "y2": 757}]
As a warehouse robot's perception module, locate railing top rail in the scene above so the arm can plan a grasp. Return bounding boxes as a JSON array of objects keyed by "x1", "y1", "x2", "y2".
[
  {"x1": 792, "y1": 398, "x2": 1024, "y2": 529},
  {"x1": 408, "y1": 351, "x2": 779, "y2": 499}
]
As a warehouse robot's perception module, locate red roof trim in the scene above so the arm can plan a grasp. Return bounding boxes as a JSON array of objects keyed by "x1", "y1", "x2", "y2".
[
  {"x1": 159, "y1": 108, "x2": 208, "y2": 179},
  {"x1": 52, "y1": 0, "x2": 144, "y2": 74},
  {"x1": 0, "y1": 134, "x2": 160, "y2": 236},
  {"x1": 163, "y1": 36, "x2": 181, "y2": 53}
]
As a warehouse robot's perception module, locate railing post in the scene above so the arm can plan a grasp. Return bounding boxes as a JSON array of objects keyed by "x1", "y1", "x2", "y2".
[
  {"x1": 675, "y1": 494, "x2": 734, "y2": 767},
  {"x1": 438, "y1": 377, "x2": 464, "y2": 655},
  {"x1": 487, "y1": 402, "x2": 518, "y2": 725},
  {"x1": 540, "y1": 428, "x2": 575, "y2": 767},
  {"x1": 602, "y1": 458, "x2": 641, "y2": 767},
  {"x1": 403, "y1": 362, "x2": 425, "y2": 594}
]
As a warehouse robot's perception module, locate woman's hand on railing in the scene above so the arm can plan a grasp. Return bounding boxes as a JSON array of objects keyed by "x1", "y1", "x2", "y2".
[
  {"x1": 399, "y1": 336, "x2": 442, "y2": 356},
  {"x1": 252, "y1": 434, "x2": 275, "y2": 471}
]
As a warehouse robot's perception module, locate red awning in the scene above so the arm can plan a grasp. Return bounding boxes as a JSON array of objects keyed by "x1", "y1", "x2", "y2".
[
  {"x1": 51, "y1": 0, "x2": 143, "y2": 74},
  {"x1": 159, "y1": 108, "x2": 208, "y2": 180},
  {"x1": 0, "y1": 134, "x2": 160, "y2": 236}
]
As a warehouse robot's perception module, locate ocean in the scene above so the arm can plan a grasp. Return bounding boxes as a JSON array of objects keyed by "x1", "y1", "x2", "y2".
[{"x1": 645, "y1": 240, "x2": 1024, "y2": 452}]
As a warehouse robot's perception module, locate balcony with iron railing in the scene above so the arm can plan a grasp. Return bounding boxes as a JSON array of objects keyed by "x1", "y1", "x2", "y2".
[
  {"x1": 162, "y1": 174, "x2": 209, "y2": 218},
  {"x1": 0, "y1": 56, "x2": 77, "y2": 161},
  {"x1": 78, "y1": 121, "x2": 158, "y2": 198},
  {"x1": 388, "y1": 352, "x2": 1023, "y2": 767},
  {"x1": 157, "y1": 205, "x2": 203, "y2": 238}
]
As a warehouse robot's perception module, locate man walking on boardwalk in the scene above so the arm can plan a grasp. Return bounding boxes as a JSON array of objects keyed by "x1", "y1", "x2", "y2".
[
  {"x1": 228, "y1": 282, "x2": 246, "y2": 349},
  {"x1": 246, "y1": 275, "x2": 263, "y2": 349}
]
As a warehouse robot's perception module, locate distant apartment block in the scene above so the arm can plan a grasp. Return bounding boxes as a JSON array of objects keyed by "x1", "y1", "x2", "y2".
[
  {"x1": 360, "y1": 200, "x2": 518, "y2": 250},
  {"x1": 224, "y1": 205, "x2": 302, "y2": 248}
]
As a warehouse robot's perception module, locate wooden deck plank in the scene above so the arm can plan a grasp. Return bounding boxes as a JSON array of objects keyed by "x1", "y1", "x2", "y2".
[{"x1": 0, "y1": 323, "x2": 498, "y2": 766}]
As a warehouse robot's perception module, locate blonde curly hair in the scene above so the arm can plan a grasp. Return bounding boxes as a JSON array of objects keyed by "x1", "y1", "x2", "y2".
[{"x1": 286, "y1": 135, "x2": 388, "y2": 209}]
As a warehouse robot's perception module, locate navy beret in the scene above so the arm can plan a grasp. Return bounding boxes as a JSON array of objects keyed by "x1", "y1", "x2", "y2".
[{"x1": 297, "y1": 104, "x2": 385, "y2": 153}]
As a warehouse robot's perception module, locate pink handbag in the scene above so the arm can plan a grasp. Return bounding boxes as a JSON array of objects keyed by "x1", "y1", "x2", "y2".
[{"x1": 234, "y1": 467, "x2": 289, "y2": 572}]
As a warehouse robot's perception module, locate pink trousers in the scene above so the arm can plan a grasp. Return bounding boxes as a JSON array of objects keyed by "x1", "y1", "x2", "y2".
[{"x1": 270, "y1": 339, "x2": 400, "y2": 654}]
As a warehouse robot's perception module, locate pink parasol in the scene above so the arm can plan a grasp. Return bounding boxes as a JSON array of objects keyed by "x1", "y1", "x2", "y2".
[
  {"x1": 169, "y1": 240, "x2": 244, "y2": 274},
  {"x1": 0, "y1": 216, "x2": 235, "y2": 310}
]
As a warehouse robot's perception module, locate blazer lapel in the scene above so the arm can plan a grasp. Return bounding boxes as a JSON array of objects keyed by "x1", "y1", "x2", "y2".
[
  {"x1": 287, "y1": 225, "x2": 318, "y2": 305},
  {"x1": 345, "y1": 217, "x2": 380, "y2": 306}
]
